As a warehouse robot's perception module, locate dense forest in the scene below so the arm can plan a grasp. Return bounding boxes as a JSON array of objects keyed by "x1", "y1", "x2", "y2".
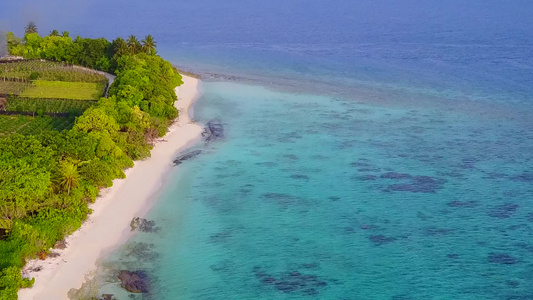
[{"x1": 0, "y1": 23, "x2": 183, "y2": 299}]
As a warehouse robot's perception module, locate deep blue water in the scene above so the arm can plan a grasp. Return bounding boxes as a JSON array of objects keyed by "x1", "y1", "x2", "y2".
[{"x1": 3, "y1": 1, "x2": 533, "y2": 299}]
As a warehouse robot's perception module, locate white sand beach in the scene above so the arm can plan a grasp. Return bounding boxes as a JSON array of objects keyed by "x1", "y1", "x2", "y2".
[{"x1": 18, "y1": 75, "x2": 203, "y2": 300}]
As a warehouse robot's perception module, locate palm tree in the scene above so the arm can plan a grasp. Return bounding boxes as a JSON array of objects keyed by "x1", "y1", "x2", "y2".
[
  {"x1": 126, "y1": 35, "x2": 141, "y2": 54},
  {"x1": 49, "y1": 30, "x2": 60, "y2": 37},
  {"x1": 141, "y1": 35, "x2": 157, "y2": 55},
  {"x1": 25, "y1": 21, "x2": 38, "y2": 34},
  {"x1": 62, "y1": 31, "x2": 70, "y2": 38},
  {"x1": 113, "y1": 37, "x2": 128, "y2": 56},
  {"x1": 53, "y1": 161, "x2": 80, "y2": 195}
]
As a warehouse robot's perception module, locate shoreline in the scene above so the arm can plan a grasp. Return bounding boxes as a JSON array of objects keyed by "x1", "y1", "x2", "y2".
[{"x1": 18, "y1": 75, "x2": 203, "y2": 300}]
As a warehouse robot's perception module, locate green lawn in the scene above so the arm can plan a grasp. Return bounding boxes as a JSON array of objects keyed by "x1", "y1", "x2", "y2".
[{"x1": 20, "y1": 80, "x2": 105, "y2": 100}]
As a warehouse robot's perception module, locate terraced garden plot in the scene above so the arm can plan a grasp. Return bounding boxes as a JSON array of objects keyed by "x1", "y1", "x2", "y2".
[
  {"x1": 5, "y1": 97, "x2": 96, "y2": 115},
  {"x1": 0, "y1": 81, "x2": 31, "y2": 95},
  {"x1": 0, "y1": 115, "x2": 75, "y2": 136},
  {"x1": 0, "y1": 60, "x2": 107, "y2": 83},
  {"x1": 20, "y1": 80, "x2": 105, "y2": 100}
]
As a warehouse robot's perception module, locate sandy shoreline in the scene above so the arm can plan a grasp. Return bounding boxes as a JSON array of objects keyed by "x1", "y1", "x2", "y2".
[{"x1": 18, "y1": 75, "x2": 203, "y2": 300}]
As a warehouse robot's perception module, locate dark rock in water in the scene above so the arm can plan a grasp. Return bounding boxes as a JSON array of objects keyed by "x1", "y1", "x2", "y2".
[
  {"x1": 173, "y1": 149, "x2": 202, "y2": 165},
  {"x1": 358, "y1": 168, "x2": 381, "y2": 172},
  {"x1": 507, "y1": 280, "x2": 520, "y2": 288},
  {"x1": 447, "y1": 200, "x2": 477, "y2": 208},
  {"x1": 263, "y1": 277, "x2": 276, "y2": 284},
  {"x1": 381, "y1": 172, "x2": 412, "y2": 179},
  {"x1": 369, "y1": 235, "x2": 396, "y2": 246},
  {"x1": 130, "y1": 217, "x2": 160, "y2": 233},
  {"x1": 487, "y1": 203, "x2": 519, "y2": 219},
  {"x1": 203, "y1": 119, "x2": 224, "y2": 142},
  {"x1": 510, "y1": 172, "x2": 533, "y2": 182},
  {"x1": 303, "y1": 288, "x2": 319, "y2": 296},
  {"x1": 100, "y1": 294, "x2": 115, "y2": 300},
  {"x1": 275, "y1": 281, "x2": 299, "y2": 293},
  {"x1": 488, "y1": 253, "x2": 517, "y2": 265},
  {"x1": 118, "y1": 270, "x2": 149, "y2": 293}
]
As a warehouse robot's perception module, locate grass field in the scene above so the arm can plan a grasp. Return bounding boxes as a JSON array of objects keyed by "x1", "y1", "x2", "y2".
[
  {"x1": 20, "y1": 80, "x2": 105, "y2": 100},
  {"x1": 0, "y1": 115, "x2": 75, "y2": 136}
]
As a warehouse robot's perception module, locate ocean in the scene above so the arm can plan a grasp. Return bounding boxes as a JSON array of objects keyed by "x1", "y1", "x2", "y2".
[{"x1": 3, "y1": 0, "x2": 533, "y2": 299}]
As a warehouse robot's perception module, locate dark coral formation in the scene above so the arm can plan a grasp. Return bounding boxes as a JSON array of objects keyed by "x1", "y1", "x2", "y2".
[
  {"x1": 118, "y1": 270, "x2": 149, "y2": 293},
  {"x1": 253, "y1": 266, "x2": 328, "y2": 295},
  {"x1": 385, "y1": 175, "x2": 446, "y2": 193},
  {"x1": 173, "y1": 149, "x2": 202, "y2": 165},
  {"x1": 380, "y1": 172, "x2": 412, "y2": 180},
  {"x1": 369, "y1": 235, "x2": 396, "y2": 246},
  {"x1": 488, "y1": 253, "x2": 517, "y2": 265},
  {"x1": 203, "y1": 119, "x2": 224, "y2": 142},
  {"x1": 130, "y1": 217, "x2": 160, "y2": 233},
  {"x1": 510, "y1": 172, "x2": 533, "y2": 182},
  {"x1": 487, "y1": 203, "x2": 519, "y2": 219}
]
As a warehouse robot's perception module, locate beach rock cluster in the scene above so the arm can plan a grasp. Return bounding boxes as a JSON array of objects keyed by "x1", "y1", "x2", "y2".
[
  {"x1": 118, "y1": 270, "x2": 149, "y2": 293},
  {"x1": 253, "y1": 266, "x2": 328, "y2": 295},
  {"x1": 173, "y1": 149, "x2": 202, "y2": 165},
  {"x1": 203, "y1": 119, "x2": 224, "y2": 142},
  {"x1": 130, "y1": 217, "x2": 160, "y2": 233}
]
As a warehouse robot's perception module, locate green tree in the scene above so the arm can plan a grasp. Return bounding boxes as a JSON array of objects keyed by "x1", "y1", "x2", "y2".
[
  {"x1": 49, "y1": 30, "x2": 60, "y2": 37},
  {"x1": 61, "y1": 31, "x2": 69, "y2": 38},
  {"x1": 126, "y1": 35, "x2": 141, "y2": 54},
  {"x1": 74, "y1": 107, "x2": 120, "y2": 135},
  {"x1": 52, "y1": 161, "x2": 80, "y2": 195},
  {"x1": 112, "y1": 37, "x2": 128, "y2": 56},
  {"x1": 25, "y1": 21, "x2": 38, "y2": 34},
  {"x1": 141, "y1": 35, "x2": 156, "y2": 55}
]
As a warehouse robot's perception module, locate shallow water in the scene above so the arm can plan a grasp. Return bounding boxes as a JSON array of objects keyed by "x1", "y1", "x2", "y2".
[{"x1": 94, "y1": 81, "x2": 533, "y2": 299}]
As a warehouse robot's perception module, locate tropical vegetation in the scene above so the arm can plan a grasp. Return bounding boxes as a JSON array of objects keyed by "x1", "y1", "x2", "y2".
[{"x1": 0, "y1": 22, "x2": 183, "y2": 299}]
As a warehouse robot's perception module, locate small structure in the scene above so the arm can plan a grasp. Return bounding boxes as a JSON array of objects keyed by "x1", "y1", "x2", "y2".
[{"x1": 0, "y1": 97, "x2": 6, "y2": 111}]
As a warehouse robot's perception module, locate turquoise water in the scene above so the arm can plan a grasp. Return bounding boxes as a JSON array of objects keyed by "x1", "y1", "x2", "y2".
[
  {"x1": 96, "y1": 81, "x2": 533, "y2": 299},
  {"x1": 3, "y1": 1, "x2": 533, "y2": 299}
]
